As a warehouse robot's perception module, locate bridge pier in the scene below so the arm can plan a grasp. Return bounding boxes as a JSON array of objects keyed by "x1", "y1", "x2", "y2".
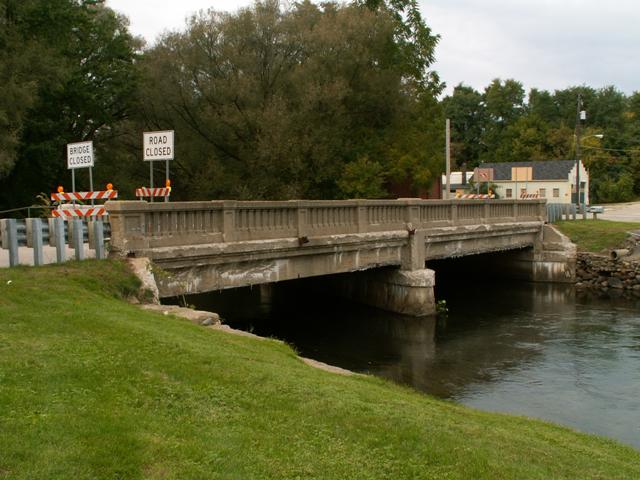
[{"x1": 332, "y1": 229, "x2": 435, "y2": 316}]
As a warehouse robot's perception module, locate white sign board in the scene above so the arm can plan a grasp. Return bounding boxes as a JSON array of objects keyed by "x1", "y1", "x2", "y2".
[
  {"x1": 143, "y1": 130, "x2": 174, "y2": 161},
  {"x1": 67, "y1": 141, "x2": 94, "y2": 169}
]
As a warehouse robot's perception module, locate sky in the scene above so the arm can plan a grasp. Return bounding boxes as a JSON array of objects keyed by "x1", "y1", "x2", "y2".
[{"x1": 106, "y1": 0, "x2": 639, "y2": 96}]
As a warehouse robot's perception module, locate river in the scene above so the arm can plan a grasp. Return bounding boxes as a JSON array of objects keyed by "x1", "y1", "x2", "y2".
[{"x1": 170, "y1": 267, "x2": 640, "y2": 449}]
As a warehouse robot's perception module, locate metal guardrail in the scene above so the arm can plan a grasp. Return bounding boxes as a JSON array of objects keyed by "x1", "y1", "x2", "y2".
[
  {"x1": 547, "y1": 203, "x2": 577, "y2": 223},
  {"x1": 546, "y1": 203, "x2": 608, "y2": 222},
  {"x1": 0, "y1": 217, "x2": 111, "y2": 267},
  {"x1": 0, "y1": 218, "x2": 111, "y2": 245}
]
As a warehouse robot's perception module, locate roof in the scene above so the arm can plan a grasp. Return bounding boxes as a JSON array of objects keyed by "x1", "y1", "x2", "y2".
[{"x1": 479, "y1": 160, "x2": 577, "y2": 181}]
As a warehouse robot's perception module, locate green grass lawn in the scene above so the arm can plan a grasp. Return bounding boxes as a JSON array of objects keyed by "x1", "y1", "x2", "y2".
[
  {"x1": 554, "y1": 219, "x2": 640, "y2": 253},
  {"x1": 1, "y1": 260, "x2": 639, "y2": 479}
]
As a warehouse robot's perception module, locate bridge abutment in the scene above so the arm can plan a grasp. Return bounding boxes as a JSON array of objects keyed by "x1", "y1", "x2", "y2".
[
  {"x1": 331, "y1": 268, "x2": 436, "y2": 316},
  {"x1": 498, "y1": 225, "x2": 576, "y2": 283}
]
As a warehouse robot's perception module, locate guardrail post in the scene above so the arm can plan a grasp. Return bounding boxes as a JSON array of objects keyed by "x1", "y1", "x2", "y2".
[
  {"x1": 73, "y1": 219, "x2": 84, "y2": 260},
  {"x1": 52, "y1": 217, "x2": 66, "y2": 263},
  {"x1": 4, "y1": 219, "x2": 19, "y2": 267},
  {"x1": 29, "y1": 218, "x2": 44, "y2": 266},
  {"x1": 88, "y1": 219, "x2": 96, "y2": 249},
  {"x1": 91, "y1": 220, "x2": 105, "y2": 259}
]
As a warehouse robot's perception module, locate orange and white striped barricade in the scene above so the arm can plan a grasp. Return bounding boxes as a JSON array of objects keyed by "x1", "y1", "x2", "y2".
[
  {"x1": 520, "y1": 193, "x2": 539, "y2": 200},
  {"x1": 50, "y1": 190, "x2": 117, "y2": 202},
  {"x1": 135, "y1": 187, "x2": 171, "y2": 198},
  {"x1": 52, "y1": 205, "x2": 108, "y2": 218},
  {"x1": 457, "y1": 194, "x2": 495, "y2": 199}
]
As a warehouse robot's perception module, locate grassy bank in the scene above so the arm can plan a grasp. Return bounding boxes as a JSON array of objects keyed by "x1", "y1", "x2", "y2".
[
  {"x1": 555, "y1": 219, "x2": 640, "y2": 252},
  {"x1": 1, "y1": 261, "x2": 638, "y2": 479}
]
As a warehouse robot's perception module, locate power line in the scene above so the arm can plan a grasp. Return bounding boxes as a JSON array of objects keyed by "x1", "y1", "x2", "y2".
[{"x1": 582, "y1": 145, "x2": 640, "y2": 154}]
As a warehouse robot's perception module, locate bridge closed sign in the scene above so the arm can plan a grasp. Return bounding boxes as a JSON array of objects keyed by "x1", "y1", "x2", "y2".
[
  {"x1": 67, "y1": 141, "x2": 94, "y2": 169},
  {"x1": 143, "y1": 130, "x2": 174, "y2": 161}
]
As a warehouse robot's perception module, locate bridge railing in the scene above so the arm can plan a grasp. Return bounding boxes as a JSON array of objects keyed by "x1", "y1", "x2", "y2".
[{"x1": 106, "y1": 199, "x2": 547, "y2": 252}]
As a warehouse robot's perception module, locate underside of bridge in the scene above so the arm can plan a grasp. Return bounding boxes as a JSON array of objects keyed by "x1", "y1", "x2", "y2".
[{"x1": 135, "y1": 224, "x2": 574, "y2": 317}]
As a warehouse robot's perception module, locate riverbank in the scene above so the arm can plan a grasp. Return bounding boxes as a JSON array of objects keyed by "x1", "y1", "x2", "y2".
[
  {"x1": 1, "y1": 260, "x2": 639, "y2": 479},
  {"x1": 554, "y1": 219, "x2": 640, "y2": 295},
  {"x1": 554, "y1": 219, "x2": 640, "y2": 253},
  {"x1": 576, "y1": 252, "x2": 640, "y2": 295}
]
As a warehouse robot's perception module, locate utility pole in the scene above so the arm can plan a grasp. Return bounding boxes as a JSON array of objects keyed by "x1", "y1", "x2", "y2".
[
  {"x1": 575, "y1": 94, "x2": 584, "y2": 210},
  {"x1": 445, "y1": 119, "x2": 451, "y2": 200}
]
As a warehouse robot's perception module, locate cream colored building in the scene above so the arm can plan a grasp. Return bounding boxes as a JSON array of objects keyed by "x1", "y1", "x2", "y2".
[{"x1": 476, "y1": 160, "x2": 589, "y2": 204}]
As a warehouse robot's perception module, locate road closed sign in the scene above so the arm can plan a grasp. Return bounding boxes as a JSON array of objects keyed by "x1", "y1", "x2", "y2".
[
  {"x1": 143, "y1": 130, "x2": 174, "y2": 161},
  {"x1": 67, "y1": 141, "x2": 94, "y2": 169}
]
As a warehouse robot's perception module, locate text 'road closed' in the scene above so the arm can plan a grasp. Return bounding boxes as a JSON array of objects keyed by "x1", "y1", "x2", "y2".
[{"x1": 143, "y1": 131, "x2": 174, "y2": 161}]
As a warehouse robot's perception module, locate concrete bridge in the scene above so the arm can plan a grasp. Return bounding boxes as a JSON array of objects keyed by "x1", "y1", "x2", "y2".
[{"x1": 106, "y1": 199, "x2": 575, "y2": 316}]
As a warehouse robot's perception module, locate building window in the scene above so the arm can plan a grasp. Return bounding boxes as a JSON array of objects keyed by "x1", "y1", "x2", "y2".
[
  {"x1": 506, "y1": 188, "x2": 512, "y2": 198},
  {"x1": 553, "y1": 188, "x2": 560, "y2": 198},
  {"x1": 539, "y1": 188, "x2": 546, "y2": 198},
  {"x1": 520, "y1": 188, "x2": 527, "y2": 198}
]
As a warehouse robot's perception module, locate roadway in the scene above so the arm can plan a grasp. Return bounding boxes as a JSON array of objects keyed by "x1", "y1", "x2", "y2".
[{"x1": 598, "y1": 201, "x2": 640, "y2": 223}]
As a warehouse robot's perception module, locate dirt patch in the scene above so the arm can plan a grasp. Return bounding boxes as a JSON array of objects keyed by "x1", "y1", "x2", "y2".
[
  {"x1": 300, "y1": 357, "x2": 355, "y2": 376},
  {"x1": 139, "y1": 303, "x2": 356, "y2": 376}
]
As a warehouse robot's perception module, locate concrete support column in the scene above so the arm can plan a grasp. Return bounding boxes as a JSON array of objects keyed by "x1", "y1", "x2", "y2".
[{"x1": 401, "y1": 231, "x2": 426, "y2": 270}]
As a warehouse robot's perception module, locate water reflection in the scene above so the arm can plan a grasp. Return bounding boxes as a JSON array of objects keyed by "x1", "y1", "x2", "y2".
[{"x1": 168, "y1": 276, "x2": 640, "y2": 449}]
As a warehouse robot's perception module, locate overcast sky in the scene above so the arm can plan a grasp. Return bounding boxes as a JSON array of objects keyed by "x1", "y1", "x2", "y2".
[{"x1": 106, "y1": 0, "x2": 639, "y2": 96}]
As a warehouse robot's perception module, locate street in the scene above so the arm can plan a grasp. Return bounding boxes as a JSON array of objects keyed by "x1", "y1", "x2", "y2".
[{"x1": 598, "y1": 201, "x2": 640, "y2": 223}]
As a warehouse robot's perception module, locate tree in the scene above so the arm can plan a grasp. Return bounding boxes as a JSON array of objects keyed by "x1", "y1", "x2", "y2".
[
  {"x1": 133, "y1": 0, "x2": 443, "y2": 200},
  {"x1": 358, "y1": 0, "x2": 442, "y2": 93},
  {"x1": 442, "y1": 84, "x2": 486, "y2": 168},
  {"x1": 493, "y1": 115, "x2": 573, "y2": 163},
  {"x1": 479, "y1": 78, "x2": 525, "y2": 162},
  {"x1": 0, "y1": 0, "x2": 140, "y2": 208}
]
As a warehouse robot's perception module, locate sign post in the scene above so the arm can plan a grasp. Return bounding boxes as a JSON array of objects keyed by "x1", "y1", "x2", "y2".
[
  {"x1": 67, "y1": 141, "x2": 94, "y2": 205},
  {"x1": 143, "y1": 130, "x2": 174, "y2": 202}
]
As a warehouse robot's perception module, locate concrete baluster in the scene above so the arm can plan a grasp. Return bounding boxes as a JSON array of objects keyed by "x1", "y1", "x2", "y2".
[
  {"x1": 296, "y1": 202, "x2": 308, "y2": 239},
  {"x1": 222, "y1": 201, "x2": 237, "y2": 242},
  {"x1": 356, "y1": 201, "x2": 368, "y2": 233},
  {"x1": 450, "y1": 202, "x2": 458, "y2": 225}
]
